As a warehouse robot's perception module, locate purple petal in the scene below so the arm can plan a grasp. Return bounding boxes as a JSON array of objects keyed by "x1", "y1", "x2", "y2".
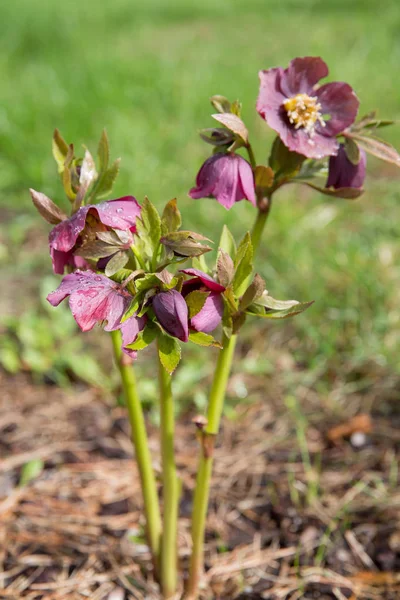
[
  {"x1": 257, "y1": 67, "x2": 287, "y2": 121},
  {"x1": 95, "y1": 196, "x2": 142, "y2": 231},
  {"x1": 180, "y1": 268, "x2": 225, "y2": 292},
  {"x1": 280, "y1": 57, "x2": 329, "y2": 97},
  {"x1": 152, "y1": 290, "x2": 189, "y2": 342},
  {"x1": 279, "y1": 125, "x2": 339, "y2": 159},
  {"x1": 316, "y1": 82, "x2": 359, "y2": 135},
  {"x1": 189, "y1": 153, "x2": 255, "y2": 210},
  {"x1": 238, "y1": 157, "x2": 257, "y2": 206},
  {"x1": 47, "y1": 270, "x2": 131, "y2": 332},
  {"x1": 119, "y1": 314, "x2": 147, "y2": 358},
  {"x1": 190, "y1": 292, "x2": 224, "y2": 333},
  {"x1": 326, "y1": 144, "x2": 366, "y2": 189},
  {"x1": 49, "y1": 206, "x2": 90, "y2": 253}
]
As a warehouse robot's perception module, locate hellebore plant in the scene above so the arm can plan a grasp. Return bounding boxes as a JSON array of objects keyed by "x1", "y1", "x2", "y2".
[{"x1": 31, "y1": 56, "x2": 400, "y2": 600}]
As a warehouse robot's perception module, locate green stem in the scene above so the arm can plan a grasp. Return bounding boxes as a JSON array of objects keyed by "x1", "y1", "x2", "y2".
[
  {"x1": 111, "y1": 331, "x2": 161, "y2": 575},
  {"x1": 158, "y1": 356, "x2": 179, "y2": 598},
  {"x1": 185, "y1": 334, "x2": 237, "y2": 599},
  {"x1": 246, "y1": 143, "x2": 257, "y2": 170},
  {"x1": 251, "y1": 207, "x2": 269, "y2": 255}
]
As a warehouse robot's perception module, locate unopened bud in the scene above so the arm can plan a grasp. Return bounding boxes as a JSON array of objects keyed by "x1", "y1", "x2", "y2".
[{"x1": 192, "y1": 415, "x2": 208, "y2": 430}]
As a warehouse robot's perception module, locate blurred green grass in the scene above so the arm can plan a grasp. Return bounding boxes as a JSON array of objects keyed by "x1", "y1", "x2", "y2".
[{"x1": 0, "y1": 0, "x2": 399, "y2": 392}]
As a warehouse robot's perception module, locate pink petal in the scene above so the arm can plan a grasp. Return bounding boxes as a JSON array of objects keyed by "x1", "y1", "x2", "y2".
[
  {"x1": 180, "y1": 268, "x2": 225, "y2": 292},
  {"x1": 316, "y1": 82, "x2": 359, "y2": 135},
  {"x1": 190, "y1": 292, "x2": 224, "y2": 333},
  {"x1": 280, "y1": 57, "x2": 329, "y2": 97}
]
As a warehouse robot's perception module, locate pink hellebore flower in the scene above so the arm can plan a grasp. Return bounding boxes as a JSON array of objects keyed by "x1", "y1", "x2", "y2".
[
  {"x1": 180, "y1": 268, "x2": 225, "y2": 334},
  {"x1": 47, "y1": 270, "x2": 132, "y2": 332},
  {"x1": 326, "y1": 143, "x2": 366, "y2": 190},
  {"x1": 49, "y1": 197, "x2": 141, "y2": 274},
  {"x1": 189, "y1": 153, "x2": 256, "y2": 210},
  {"x1": 257, "y1": 57, "x2": 359, "y2": 159},
  {"x1": 152, "y1": 290, "x2": 189, "y2": 342}
]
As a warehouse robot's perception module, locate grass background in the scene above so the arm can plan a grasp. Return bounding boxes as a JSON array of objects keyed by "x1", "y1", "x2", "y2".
[{"x1": 0, "y1": 0, "x2": 399, "y2": 402}]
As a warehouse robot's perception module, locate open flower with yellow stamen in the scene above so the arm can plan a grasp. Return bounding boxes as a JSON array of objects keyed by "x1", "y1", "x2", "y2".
[{"x1": 257, "y1": 56, "x2": 359, "y2": 159}]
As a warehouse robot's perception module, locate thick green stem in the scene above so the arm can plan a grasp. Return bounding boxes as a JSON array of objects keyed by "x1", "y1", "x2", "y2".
[
  {"x1": 111, "y1": 331, "x2": 161, "y2": 574},
  {"x1": 251, "y1": 202, "x2": 271, "y2": 255},
  {"x1": 185, "y1": 334, "x2": 237, "y2": 599},
  {"x1": 158, "y1": 357, "x2": 179, "y2": 598}
]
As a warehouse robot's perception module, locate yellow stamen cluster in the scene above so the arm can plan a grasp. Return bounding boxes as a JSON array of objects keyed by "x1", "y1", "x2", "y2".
[{"x1": 283, "y1": 93, "x2": 325, "y2": 140}]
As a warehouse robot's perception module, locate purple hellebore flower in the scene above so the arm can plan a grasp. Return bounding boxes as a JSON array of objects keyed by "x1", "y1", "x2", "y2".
[
  {"x1": 47, "y1": 270, "x2": 131, "y2": 332},
  {"x1": 152, "y1": 290, "x2": 189, "y2": 342},
  {"x1": 118, "y1": 314, "x2": 147, "y2": 359},
  {"x1": 189, "y1": 153, "x2": 256, "y2": 210},
  {"x1": 326, "y1": 143, "x2": 366, "y2": 190},
  {"x1": 49, "y1": 196, "x2": 141, "y2": 274},
  {"x1": 180, "y1": 268, "x2": 225, "y2": 334},
  {"x1": 257, "y1": 57, "x2": 359, "y2": 159}
]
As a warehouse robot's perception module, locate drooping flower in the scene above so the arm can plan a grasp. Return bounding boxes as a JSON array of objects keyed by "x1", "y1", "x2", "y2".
[
  {"x1": 257, "y1": 57, "x2": 359, "y2": 159},
  {"x1": 118, "y1": 314, "x2": 147, "y2": 358},
  {"x1": 180, "y1": 268, "x2": 225, "y2": 334},
  {"x1": 189, "y1": 153, "x2": 256, "y2": 209},
  {"x1": 47, "y1": 270, "x2": 132, "y2": 332},
  {"x1": 326, "y1": 143, "x2": 366, "y2": 190},
  {"x1": 152, "y1": 290, "x2": 189, "y2": 342},
  {"x1": 49, "y1": 197, "x2": 141, "y2": 274}
]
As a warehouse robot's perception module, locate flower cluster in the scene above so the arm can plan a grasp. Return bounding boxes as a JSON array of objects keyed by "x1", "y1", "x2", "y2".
[{"x1": 189, "y1": 56, "x2": 399, "y2": 209}]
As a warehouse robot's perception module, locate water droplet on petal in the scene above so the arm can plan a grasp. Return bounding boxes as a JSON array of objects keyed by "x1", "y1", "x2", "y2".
[{"x1": 116, "y1": 207, "x2": 123, "y2": 214}]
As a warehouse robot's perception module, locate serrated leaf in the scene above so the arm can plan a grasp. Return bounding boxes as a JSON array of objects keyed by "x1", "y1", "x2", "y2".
[
  {"x1": 185, "y1": 290, "x2": 210, "y2": 318},
  {"x1": 199, "y1": 127, "x2": 235, "y2": 147},
  {"x1": 223, "y1": 286, "x2": 238, "y2": 313},
  {"x1": 219, "y1": 225, "x2": 236, "y2": 258},
  {"x1": 155, "y1": 269, "x2": 174, "y2": 286},
  {"x1": 122, "y1": 297, "x2": 141, "y2": 322},
  {"x1": 97, "y1": 129, "x2": 109, "y2": 173},
  {"x1": 232, "y1": 311, "x2": 246, "y2": 334},
  {"x1": 95, "y1": 158, "x2": 121, "y2": 199},
  {"x1": 126, "y1": 322, "x2": 158, "y2": 351},
  {"x1": 76, "y1": 240, "x2": 121, "y2": 259},
  {"x1": 211, "y1": 113, "x2": 248, "y2": 144},
  {"x1": 158, "y1": 333, "x2": 181, "y2": 374},
  {"x1": 233, "y1": 232, "x2": 253, "y2": 297},
  {"x1": 248, "y1": 293, "x2": 314, "y2": 319},
  {"x1": 160, "y1": 231, "x2": 213, "y2": 257},
  {"x1": 217, "y1": 250, "x2": 234, "y2": 287},
  {"x1": 105, "y1": 251, "x2": 129, "y2": 276},
  {"x1": 19, "y1": 459, "x2": 44, "y2": 486},
  {"x1": 239, "y1": 273, "x2": 266, "y2": 311},
  {"x1": 29, "y1": 189, "x2": 67, "y2": 224},
  {"x1": 52, "y1": 129, "x2": 69, "y2": 173},
  {"x1": 210, "y1": 95, "x2": 231, "y2": 113},
  {"x1": 189, "y1": 331, "x2": 222, "y2": 348},
  {"x1": 80, "y1": 149, "x2": 98, "y2": 188},
  {"x1": 63, "y1": 165, "x2": 76, "y2": 201},
  {"x1": 269, "y1": 136, "x2": 305, "y2": 178},
  {"x1": 302, "y1": 182, "x2": 363, "y2": 199},
  {"x1": 345, "y1": 132, "x2": 400, "y2": 167},
  {"x1": 161, "y1": 198, "x2": 181, "y2": 235},
  {"x1": 135, "y1": 197, "x2": 162, "y2": 258},
  {"x1": 192, "y1": 254, "x2": 209, "y2": 274},
  {"x1": 344, "y1": 137, "x2": 361, "y2": 165}
]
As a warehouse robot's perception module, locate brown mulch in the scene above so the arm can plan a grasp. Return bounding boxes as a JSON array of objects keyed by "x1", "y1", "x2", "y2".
[{"x1": 0, "y1": 370, "x2": 399, "y2": 600}]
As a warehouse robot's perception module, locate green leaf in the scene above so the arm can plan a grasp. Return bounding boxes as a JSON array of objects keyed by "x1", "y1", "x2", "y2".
[
  {"x1": 192, "y1": 254, "x2": 209, "y2": 273},
  {"x1": 302, "y1": 182, "x2": 363, "y2": 199},
  {"x1": 135, "y1": 197, "x2": 162, "y2": 258},
  {"x1": 210, "y1": 95, "x2": 231, "y2": 113},
  {"x1": 185, "y1": 290, "x2": 210, "y2": 318},
  {"x1": 189, "y1": 331, "x2": 222, "y2": 348},
  {"x1": 19, "y1": 459, "x2": 44, "y2": 486},
  {"x1": 126, "y1": 322, "x2": 158, "y2": 351},
  {"x1": 344, "y1": 137, "x2": 361, "y2": 165},
  {"x1": 76, "y1": 240, "x2": 121, "y2": 259},
  {"x1": 211, "y1": 113, "x2": 248, "y2": 144},
  {"x1": 52, "y1": 129, "x2": 69, "y2": 173},
  {"x1": 239, "y1": 273, "x2": 266, "y2": 311},
  {"x1": 199, "y1": 127, "x2": 235, "y2": 147},
  {"x1": 97, "y1": 129, "x2": 109, "y2": 173},
  {"x1": 345, "y1": 132, "x2": 400, "y2": 167},
  {"x1": 94, "y1": 158, "x2": 121, "y2": 199},
  {"x1": 233, "y1": 232, "x2": 253, "y2": 297},
  {"x1": 29, "y1": 189, "x2": 67, "y2": 224},
  {"x1": 269, "y1": 136, "x2": 305, "y2": 179},
  {"x1": 219, "y1": 224, "x2": 236, "y2": 258},
  {"x1": 160, "y1": 230, "x2": 213, "y2": 257},
  {"x1": 248, "y1": 293, "x2": 314, "y2": 319},
  {"x1": 105, "y1": 251, "x2": 129, "y2": 277},
  {"x1": 161, "y1": 198, "x2": 182, "y2": 235},
  {"x1": 158, "y1": 333, "x2": 181, "y2": 374},
  {"x1": 217, "y1": 250, "x2": 234, "y2": 287}
]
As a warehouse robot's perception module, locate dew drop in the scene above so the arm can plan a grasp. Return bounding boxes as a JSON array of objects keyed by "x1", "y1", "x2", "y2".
[{"x1": 116, "y1": 207, "x2": 123, "y2": 214}]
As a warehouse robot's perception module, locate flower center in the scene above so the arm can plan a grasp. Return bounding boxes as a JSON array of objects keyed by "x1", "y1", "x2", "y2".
[{"x1": 283, "y1": 93, "x2": 325, "y2": 139}]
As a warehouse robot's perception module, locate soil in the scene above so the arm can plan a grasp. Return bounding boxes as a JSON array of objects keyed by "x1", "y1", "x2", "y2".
[{"x1": 0, "y1": 368, "x2": 399, "y2": 600}]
